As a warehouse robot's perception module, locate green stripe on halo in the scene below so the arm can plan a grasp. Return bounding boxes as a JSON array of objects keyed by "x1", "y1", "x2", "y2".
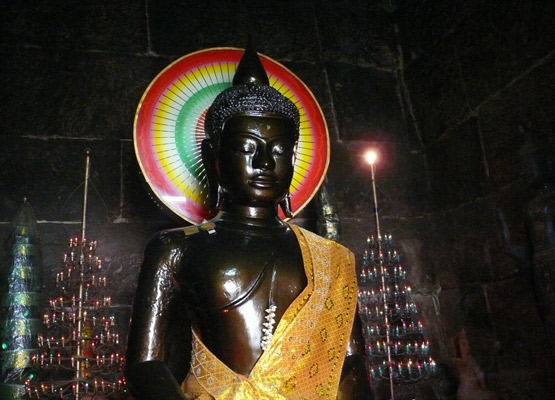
[{"x1": 175, "y1": 82, "x2": 230, "y2": 179}]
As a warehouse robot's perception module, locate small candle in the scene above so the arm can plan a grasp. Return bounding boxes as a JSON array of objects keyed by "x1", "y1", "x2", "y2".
[{"x1": 430, "y1": 359, "x2": 437, "y2": 373}]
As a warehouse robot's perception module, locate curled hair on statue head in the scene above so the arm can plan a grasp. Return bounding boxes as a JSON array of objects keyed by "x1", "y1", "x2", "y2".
[{"x1": 204, "y1": 83, "x2": 300, "y2": 149}]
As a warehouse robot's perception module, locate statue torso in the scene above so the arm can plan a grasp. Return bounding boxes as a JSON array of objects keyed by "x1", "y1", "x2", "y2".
[{"x1": 176, "y1": 220, "x2": 306, "y2": 376}]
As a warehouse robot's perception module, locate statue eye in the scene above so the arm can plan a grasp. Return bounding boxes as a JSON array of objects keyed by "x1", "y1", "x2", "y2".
[
  {"x1": 236, "y1": 140, "x2": 256, "y2": 154},
  {"x1": 272, "y1": 143, "x2": 285, "y2": 156}
]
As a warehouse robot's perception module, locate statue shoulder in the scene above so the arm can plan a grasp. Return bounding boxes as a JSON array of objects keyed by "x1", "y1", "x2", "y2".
[
  {"x1": 146, "y1": 222, "x2": 217, "y2": 248},
  {"x1": 142, "y1": 222, "x2": 217, "y2": 269}
]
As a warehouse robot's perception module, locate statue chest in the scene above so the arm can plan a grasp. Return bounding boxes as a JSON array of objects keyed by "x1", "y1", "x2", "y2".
[{"x1": 178, "y1": 230, "x2": 306, "y2": 312}]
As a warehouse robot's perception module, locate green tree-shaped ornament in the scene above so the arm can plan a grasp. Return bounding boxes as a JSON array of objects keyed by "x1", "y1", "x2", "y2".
[{"x1": 0, "y1": 199, "x2": 43, "y2": 399}]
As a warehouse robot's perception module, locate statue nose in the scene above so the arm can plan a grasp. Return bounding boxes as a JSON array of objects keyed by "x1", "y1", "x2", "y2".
[{"x1": 253, "y1": 146, "x2": 275, "y2": 170}]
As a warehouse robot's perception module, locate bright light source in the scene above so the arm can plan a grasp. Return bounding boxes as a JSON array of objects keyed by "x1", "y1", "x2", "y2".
[{"x1": 365, "y1": 150, "x2": 378, "y2": 165}]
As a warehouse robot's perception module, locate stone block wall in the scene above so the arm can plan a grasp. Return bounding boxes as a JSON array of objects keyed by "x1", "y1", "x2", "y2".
[{"x1": 397, "y1": 0, "x2": 555, "y2": 398}]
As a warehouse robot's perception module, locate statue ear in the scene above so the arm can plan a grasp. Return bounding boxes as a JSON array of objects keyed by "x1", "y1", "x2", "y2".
[
  {"x1": 201, "y1": 139, "x2": 222, "y2": 213},
  {"x1": 279, "y1": 193, "x2": 293, "y2": 219}
]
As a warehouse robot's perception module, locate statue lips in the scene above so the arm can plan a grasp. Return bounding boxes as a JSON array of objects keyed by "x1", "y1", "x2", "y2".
[{"x1": 248, "y1": 173, "x2": 279, "y2": 189}]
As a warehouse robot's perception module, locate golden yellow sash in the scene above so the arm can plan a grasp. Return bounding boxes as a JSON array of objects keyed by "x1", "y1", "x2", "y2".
[{"x1": 182, "y1": 225, "x2": 358, "y2": 399}]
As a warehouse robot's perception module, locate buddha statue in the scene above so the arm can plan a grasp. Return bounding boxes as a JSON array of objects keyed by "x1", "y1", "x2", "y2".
[{"x1": 125, "y1": 45, "x2": 371, "y2": 399}]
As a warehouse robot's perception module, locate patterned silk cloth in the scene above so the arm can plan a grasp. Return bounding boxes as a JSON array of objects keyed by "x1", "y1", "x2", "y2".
[{"x1": 182, "y1": 224, "x2": 358, "y2": 399}]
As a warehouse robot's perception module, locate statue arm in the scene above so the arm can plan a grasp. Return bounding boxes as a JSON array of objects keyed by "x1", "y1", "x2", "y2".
[
  {"x1": 124, "y1": 231, "x2": 189, "y2": 400},
  {"x1": 337, "y1": 307, "x2": 372, "y2": 399}
]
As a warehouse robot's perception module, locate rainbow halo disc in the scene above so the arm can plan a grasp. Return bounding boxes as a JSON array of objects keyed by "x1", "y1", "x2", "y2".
[{"x1": 134, "y1": 48, "x2": 329, "y2": 224}]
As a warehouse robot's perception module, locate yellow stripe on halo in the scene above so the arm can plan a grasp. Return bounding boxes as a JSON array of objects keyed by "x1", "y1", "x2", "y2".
[
  {"x1": 162, "y1": 85, "x2": 188, "y2": 107},
  {"x1": 171, "y1": 78, "x2": 194, "y2": 101},
  {"x1": 180, "y1": 68, "x2": 203, "y2": 92},
  {"x1": 299, "y1": 119, "x2": 311, "y2": 132},
  {"x1": 160, "y1": 157, "x2": 185, "y2": 177},
  {"x1": 294, "y1": 154, "x2": 310, "y2": 168},
  {"x1": 156, "y1": 98, "x2": 181, "y2": 116},
  {"x1": 210, "y1": 62, "x2": 236, "y2": 84},
  {"x1": 158, "y1": 158, "x2": 204, "y2": 202},
  {"x1": 153, "y1": 117, "x2": 175, "y2": 137}
]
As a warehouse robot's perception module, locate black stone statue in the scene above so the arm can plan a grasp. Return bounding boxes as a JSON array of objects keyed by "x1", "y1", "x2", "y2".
[{"x1": 124, "y1": 45, "x2": 371, "y2": 399}]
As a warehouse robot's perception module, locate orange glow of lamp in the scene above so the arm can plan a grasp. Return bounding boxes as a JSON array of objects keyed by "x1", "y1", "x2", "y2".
[{"x1": 134, "y1": 48, "x2": 330, "y2": 224}]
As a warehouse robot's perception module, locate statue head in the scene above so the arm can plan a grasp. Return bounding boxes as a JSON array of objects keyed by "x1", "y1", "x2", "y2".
[{"x1": 202, "y1": 45, "x2": 300, "y2": 218}]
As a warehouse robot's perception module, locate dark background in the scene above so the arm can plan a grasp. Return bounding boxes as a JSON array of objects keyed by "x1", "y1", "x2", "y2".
[{"x1": 1, "y1": 1, "x2": 554, "y2": 398}]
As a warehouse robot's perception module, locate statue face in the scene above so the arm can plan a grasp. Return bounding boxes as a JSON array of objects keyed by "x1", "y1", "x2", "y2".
[{"x1": 216, "y1": 113, "x2": 297, "y2": 208}]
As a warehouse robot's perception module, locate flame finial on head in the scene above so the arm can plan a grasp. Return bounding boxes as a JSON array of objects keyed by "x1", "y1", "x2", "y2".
[
  {"x1": 232, "y1": 41, "x2": 270, "y2": 86},
  {"x1": 204, "y1": 44, "x2": 300, "y2": 146}
]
